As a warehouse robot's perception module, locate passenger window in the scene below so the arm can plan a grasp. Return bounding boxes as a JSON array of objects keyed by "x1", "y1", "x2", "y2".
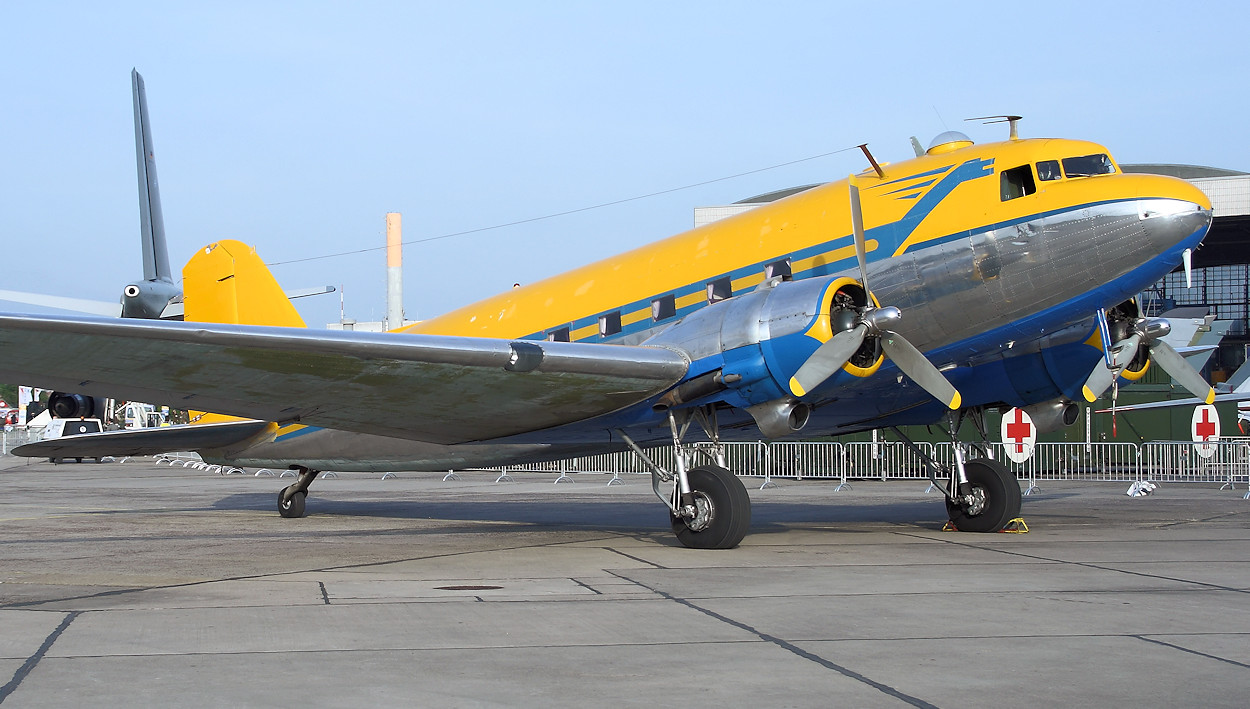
[
  {"x1": 598, "y1": 311, "x2": 622, "y2": 337},
  {"x1": 1000, "y1": 164, "x2": 1037, "y2": 201},
  {"x1": 1062, "y1": 154, "x2": 1116, "y2": 177},
  {"x1": 651, "y1": 294, "x2": 677, "y2": 321},
  {"x1": 1036, "y1": 160, "x2": 1062, "y2": 181},
  {"x1": 546, "y1": 326, "x2": 570, "y2": 342},
  {"x1": 707, "y1": 277, "x2": 732, "y2": 304},
  {"x1": 765, "y1": 258, "x2": 792, "y2": 281}
]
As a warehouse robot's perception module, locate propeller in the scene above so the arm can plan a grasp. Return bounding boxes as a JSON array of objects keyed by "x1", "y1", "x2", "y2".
[
  {"x1": 1082, "y1": 315, "x2": 1215, "y2": 404},
  {"x1": 788, "y1": 176, "x2": 962, "y2": 409}
]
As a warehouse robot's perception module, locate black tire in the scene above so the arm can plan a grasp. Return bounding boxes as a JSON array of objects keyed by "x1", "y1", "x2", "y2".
[
  {"x1": 670, "y1": 466, "x2": 751, "y2": 549},
  {"x1": 945, "y1": 458, "x2": 1021, "y2": 532},
  {"x1": 278, "y1": 488, "x2": 307, "y2": 518}
]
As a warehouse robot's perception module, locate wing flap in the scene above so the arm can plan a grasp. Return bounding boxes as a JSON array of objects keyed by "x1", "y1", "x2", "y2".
[{"x1": 0, "y1": 313, "x2": 689, "y2": 444}]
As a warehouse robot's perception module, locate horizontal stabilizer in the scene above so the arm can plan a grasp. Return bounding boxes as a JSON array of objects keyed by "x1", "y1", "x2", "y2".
[
  {"x1": 0, "y1": 290, "x2": 121, "y2": 317},
  {"x1": 13, "y1": 420, "x2": 272, "y2": 458}
]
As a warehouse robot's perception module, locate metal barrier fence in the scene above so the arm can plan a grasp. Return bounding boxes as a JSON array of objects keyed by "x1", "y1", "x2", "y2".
[
  {"x1": 1141, "y1": 440, "x2": 1250, "y2": 488},
  {"x1": 490, "y1": 439, "x2": 1250, "y2": 489},
  {"x1": 1, "y1": 429, "x2": 33, "y2": 457},
  {"x1": 5, "y1": 428, "x2": 1248, "y2": 491}
]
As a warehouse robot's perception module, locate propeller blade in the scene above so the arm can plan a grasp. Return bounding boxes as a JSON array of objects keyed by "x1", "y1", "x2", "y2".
[
  {"x1": 789, "y1": 325, "x2": 867, "y2": 397},
  {"x1": 848, "y1": 176, "x2": 871, "y2": 296},
  {"x1": 1147, "y1": 339, "x2": 1216, "y2": 404},
  {"x1": 879, "y1": 330, "x2": 961, "y2": 409},
  {"x1": 1081, "y1": 333, "x2": 1142, "y2": 402}
]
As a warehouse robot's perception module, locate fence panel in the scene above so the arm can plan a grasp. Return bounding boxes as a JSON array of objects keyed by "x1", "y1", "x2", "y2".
[
  {"x1": 1, "y1": 429, "x2": 33, "y2": 457},
  {"x1": 1141, "y1": 441, "x2": 1250, "y2": 486},
  {"x1": 763, "y1": 441, "x2": 844, "y2": 480},
  {"x1": 998, "y1": 442, "x2": 1143, "y2": 482},
  {"x1": 844, "y1": 441, "x2": 936, "y2": 480}
]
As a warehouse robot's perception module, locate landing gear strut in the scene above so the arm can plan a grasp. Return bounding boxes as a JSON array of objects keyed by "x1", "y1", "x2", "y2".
[
  {"x1": 892, "y1": 408, "x2": 1021, "y2": 533},
  {"x1": 277, "y1": 465, "x2": 319, "y2": 518},
  {"x1": 618, "y1": 406, "x2": 751, "y2": 549}
]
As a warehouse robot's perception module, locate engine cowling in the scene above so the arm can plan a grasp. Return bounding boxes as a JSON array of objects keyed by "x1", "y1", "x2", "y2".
[
  {"x1": 47, "y1": 392, "x2": 108, "y2": 419},
  {"x1": 644, "y1": 274, "x2": 890, "y2": 436}
]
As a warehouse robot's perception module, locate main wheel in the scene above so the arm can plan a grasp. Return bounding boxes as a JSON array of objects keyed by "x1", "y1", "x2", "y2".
[
  {"x1": 278, "y1": 487, "x2": 307, "y2": 518},
  {"x1": 670, "y1": 465, "x2": 751, "y2": 549},
  {"x1": 945, "y1": 457, "x2": 1021, "y2": 532}
]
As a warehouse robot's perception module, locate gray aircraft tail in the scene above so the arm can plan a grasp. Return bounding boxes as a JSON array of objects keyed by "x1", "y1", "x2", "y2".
[{"x1": 122, "y1": 69, "x2": 181, "y2": 318}]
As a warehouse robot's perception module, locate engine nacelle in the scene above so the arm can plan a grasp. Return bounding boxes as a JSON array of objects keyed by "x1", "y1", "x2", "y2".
[
  {"x1": 1021, "y1": 398, "x2": 1080, "y2": 434},
  {"x1": 47, "y1": 392, "x2": 108, "y2": 420},
  {"x1": 645, "y1": 274, "x2": 882, "y2": 437}
]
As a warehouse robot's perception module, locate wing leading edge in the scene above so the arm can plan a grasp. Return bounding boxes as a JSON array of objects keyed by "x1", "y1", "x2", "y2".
[{"x1": 0, "y1": 313, "x2": 689, "y2": 445}]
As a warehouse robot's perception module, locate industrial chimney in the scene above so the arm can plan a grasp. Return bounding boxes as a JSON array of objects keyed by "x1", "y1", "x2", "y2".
[{"x1": 386, "y1": 212, "x2": 403, "y2": 330}]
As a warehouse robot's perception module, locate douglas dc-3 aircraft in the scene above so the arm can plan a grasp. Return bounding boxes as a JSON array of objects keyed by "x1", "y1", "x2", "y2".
[{"x1": 0, "y1": 94, "x2": 1215, "y2": 547}]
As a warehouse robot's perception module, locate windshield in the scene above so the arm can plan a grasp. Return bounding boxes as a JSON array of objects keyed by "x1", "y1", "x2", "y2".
[{"x1": 1062, "y1": 154, "x2": 1116, "y2": 178}]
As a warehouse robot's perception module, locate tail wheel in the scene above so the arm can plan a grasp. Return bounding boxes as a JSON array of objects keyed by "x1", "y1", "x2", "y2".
[
  {"x1": 278, "y1": 488, "x2": 307, "y2": 518},
  {"x1": 945, "y1": 458, "x2": 1021, "y2": 532},
  {"x1": 670, "y1": 465, "x2": 751, "y2": 549}
]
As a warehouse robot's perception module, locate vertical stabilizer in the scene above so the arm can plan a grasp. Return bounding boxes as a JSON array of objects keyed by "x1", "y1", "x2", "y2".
[
  {"x1": 183, "y1": 240, "x2": 306, "y2": 328},
  {"x1": 123, "y1": 70, "x2": 182, "y2": 319},
  {"x1": 183, "y1": 239, "x2": 305, "y2": 425},
  {"x1": 132, "y1": 69, "x2": 173, "y2": 284}
]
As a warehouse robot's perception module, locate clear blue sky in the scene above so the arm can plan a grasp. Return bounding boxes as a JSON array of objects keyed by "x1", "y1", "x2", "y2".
[{"x1": 2, "y1": 1, "x2": 1246, "y2": 328}]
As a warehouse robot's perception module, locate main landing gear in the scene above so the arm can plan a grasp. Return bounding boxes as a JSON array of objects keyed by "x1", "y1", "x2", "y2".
[
  {"x1": 619, "y1": 406, "x2": 751, "y2": 549},
  {"x1": 892, "y1": 408, "x2": 1021, "y2": 533},
  {"x1": 277, "y1": 465, "x2": 319, "y2": 518}
]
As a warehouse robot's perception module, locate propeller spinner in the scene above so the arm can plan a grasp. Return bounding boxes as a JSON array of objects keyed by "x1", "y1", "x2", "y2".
[{"x1": 788, "y1": 177, "x2": 961, "y2": 409}]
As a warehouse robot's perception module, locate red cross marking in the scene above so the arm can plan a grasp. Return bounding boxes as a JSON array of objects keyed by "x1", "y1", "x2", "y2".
[
  {"x1": 1006, "y1": 408, "x2": 1032, "y2": 453},
  {"x1": 1196, "y1": 407, "x2": 1217, "y2": 442}
]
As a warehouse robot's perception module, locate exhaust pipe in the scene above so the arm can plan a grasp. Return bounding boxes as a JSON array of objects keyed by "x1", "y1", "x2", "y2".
[
  {"x1": 746, "y1": 399, "x2": 811, "y2": 439},
  {"x1": 1022, "y1": 398, "x2": 1080, "y2": 434}
]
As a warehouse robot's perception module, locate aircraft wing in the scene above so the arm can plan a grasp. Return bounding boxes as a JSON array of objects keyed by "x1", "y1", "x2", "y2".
[
  {"x1": 0, "y1": 313, "x2": 689, "y2": 445},
  {"x1": 13, "y1": 420, "x2": 272, "y2": 458},
  {"x1": 1095, "y1": 391, "x2": 1250, "y2": 414}
]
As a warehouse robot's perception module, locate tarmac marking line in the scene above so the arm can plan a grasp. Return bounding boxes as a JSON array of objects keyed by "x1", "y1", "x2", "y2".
[
  {"x1": 603, "y1": 547, "x2": 667, "y2": 569},
  {"x1": 609, "y1": 570, "x2": 938, "y2": 709},
  {"x1": 0, "y1": 611, "x2": 80, "y2": 705},
  {"x1": 892, "y1": 531, "x2": 1250, "y2": 595},
  {"x1": 1132, "y1": 635, "x2": 1250, "y2": 669}
]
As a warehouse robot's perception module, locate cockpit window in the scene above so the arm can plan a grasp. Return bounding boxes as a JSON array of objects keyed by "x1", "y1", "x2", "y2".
[
  {"x1": 1000, "y1": 164, "x2": 1036, "y2": 201},
  {"x1": 1062, "y1": 153, "x2": 1115, "y2": 177},
  {"x1": 1036, "y1": 160, "x2": 1062, "y2": 181}
]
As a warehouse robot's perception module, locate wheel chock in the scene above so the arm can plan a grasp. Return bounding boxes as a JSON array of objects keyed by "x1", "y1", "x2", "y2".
[
  {"x1": 941, "y1": 518, "x2": 1027, "y2": 533},
  {"x1": 999, "y1": 518, "x2": 1029, "y2": 533}
]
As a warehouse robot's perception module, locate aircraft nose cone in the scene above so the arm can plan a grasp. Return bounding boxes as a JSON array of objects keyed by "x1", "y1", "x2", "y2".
[
  {"x1": 1135, "y1": 175, "x2": 1213, "y2": 251},
  {"x1": 1138, "y1": 198, "x2": 1212, "y2": 252}
]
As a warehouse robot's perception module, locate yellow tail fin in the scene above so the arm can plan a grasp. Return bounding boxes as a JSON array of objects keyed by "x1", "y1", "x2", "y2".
[
  {"x1": 183, "y1": 239, "x2": 306, "y2": 327},
  {"x1": 182, "y1": 240, "x2": 304, "y2": 424}
]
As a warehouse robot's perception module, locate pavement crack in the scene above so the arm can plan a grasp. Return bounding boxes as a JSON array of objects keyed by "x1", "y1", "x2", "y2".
[{"x1": 0, "y1": 611, "x2": 80, "y2": 705}]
